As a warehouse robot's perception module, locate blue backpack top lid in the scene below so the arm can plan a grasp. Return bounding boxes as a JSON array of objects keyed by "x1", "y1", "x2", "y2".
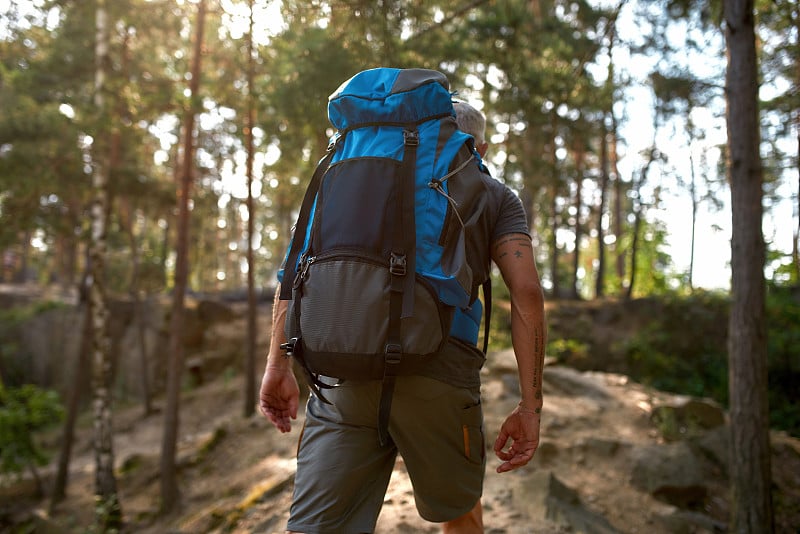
[{"x1": 328, "y1": 68, "x2": 455, "y2": 131}]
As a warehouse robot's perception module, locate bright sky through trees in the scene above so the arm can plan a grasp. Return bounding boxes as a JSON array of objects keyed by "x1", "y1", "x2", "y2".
[{"x1": 218, "y1": 0, "x2": 755, "y2": 290}]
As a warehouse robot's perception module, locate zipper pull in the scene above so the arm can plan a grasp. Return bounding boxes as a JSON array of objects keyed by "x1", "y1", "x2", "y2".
[
  {"x1": 292, "y1": 253, "x2": 313, "y2": 288},
  {"x1": 300, "y1": 255, "x2": 315, "y2": 281}
]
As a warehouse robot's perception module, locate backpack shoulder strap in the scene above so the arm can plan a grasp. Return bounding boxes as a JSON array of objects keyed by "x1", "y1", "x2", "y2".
[
  {"x1": 278, "y1": 145, "x2": 336, "y2": 301},
  {"x1": 482, "y1": 278, "x2": 492, "y2": 354}
]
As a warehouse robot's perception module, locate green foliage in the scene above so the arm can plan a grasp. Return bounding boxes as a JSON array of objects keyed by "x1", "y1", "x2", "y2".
[
  {"x1": 620, "y1": 289, "x2": 800, "y2": 436},
  {"x1": 0, "y1": 384, "x2": 64, "y2": 478},
  {"x1": 765, "y1": 284, "x2": 800, "y2": 436},
  {"x1": 622, "y1": 291, "x2": 729, "y2": 400},
  {"x1": 0, "y1": 300, "x2": 66, "y2": 326},
  {"x1": 87, "y1": 495, "x2": 122, "y2": 534},
  {"x1": 547, "y1": 338, "x2": 590, "y2": 363}
]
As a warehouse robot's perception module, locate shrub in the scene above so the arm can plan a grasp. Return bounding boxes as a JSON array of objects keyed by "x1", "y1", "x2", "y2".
[{"x1": 0, "y1": 384, "x2": 64, "y2": 483}]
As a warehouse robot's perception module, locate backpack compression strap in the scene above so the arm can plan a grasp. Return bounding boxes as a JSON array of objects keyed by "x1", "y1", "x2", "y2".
[{"x1": 378, "y1": 128, "x2": 419, "y2": 447}]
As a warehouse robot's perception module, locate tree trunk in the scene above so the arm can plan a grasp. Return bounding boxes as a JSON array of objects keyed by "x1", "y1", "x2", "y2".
[
  {"x1": 50, "y1": 281, "x2": 91, "y2": 508},
  {"x1": 611, "y1": 114, "x2": 626, "y2": 293},
  {"x1": 549, "y1": 185, "x2": 560, "y2": 299},
  {"x1": 244, "y1": 0, "x2": 257, "y2": 418},
  {"x1": 160, "y1": 0, "x2": 206, "y2": 514},
  {"x1": 688, "y1": 146, "x2": 698, "y2": 291},
  {"x1": 121, "y1": 200, "x2": 153, "y2": 416},
  {"x1": 596, "y1": 123, "x2": 610, "y2": 299},
  {"x1": 626, "y1": 202, "x2": 641, "y2": 301},
  {"x1": 794, "y1": 106, "x2": 799, "y2": 282},
  {"x1": 89, "y1": 0, "x2": 121, "y2": 527},
  {"x1": 17, "y1": 230, "x2": 31, "y2": 283},
  {"x1": 549, "y1": 120, "x2": 561, "y2": 299},
  {"x1": 724, "y1": 1, "x2": 774, "y2": 532},
  {"x1": 626, "y1": 148, "x2": 656, "y2": 300},
  {"x1": 794, "y1": 9, "x2": 800, "y2": 284},
  {"x1": 570, "y1": 138, "x2": 585, "y2": 300}
]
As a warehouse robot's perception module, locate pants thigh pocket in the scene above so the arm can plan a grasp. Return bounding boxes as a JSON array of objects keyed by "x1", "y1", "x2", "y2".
[{"x1": 461, "y1": 402, "x2": 485, "y2": 464}]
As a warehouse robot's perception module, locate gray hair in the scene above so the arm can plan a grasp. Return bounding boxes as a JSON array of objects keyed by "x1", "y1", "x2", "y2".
[{"x1": 453, "y1": 101, "x2": 486, "y2": 146}]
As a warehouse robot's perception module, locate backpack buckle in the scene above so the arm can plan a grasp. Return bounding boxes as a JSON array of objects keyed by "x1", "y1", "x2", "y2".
[
  {"x1": 280, "y1": 337, "x2": 299, "y2": 357},
  {"x1": 293, "y1": 254, "x2": 314, "y2": 288},
  {"x1": 384, "y1": 343, "x2": 402, "y2": 365},
  {"x1": 403, "y1": 130, "x2": 419, "y2": 146},
  {"x1": 389, "y1": 253, "x2": 407, "y2": 276}
]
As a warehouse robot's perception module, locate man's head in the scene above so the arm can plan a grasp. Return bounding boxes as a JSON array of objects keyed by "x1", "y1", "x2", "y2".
[{"x1": 453, "y1": 101, "x2": 489, "y2": 157}]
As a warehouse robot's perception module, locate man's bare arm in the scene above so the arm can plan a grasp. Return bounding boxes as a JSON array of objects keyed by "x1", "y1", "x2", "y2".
[
  {"x1": 267, "y1": 287, "x2": 290, "y2": 369},
  {"x1": 491, "y1": 233, "x2": 546, "y2": 412}
]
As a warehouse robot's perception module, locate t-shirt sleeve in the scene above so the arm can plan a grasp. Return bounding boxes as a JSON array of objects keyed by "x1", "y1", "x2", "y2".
[{"x1": 489, "y1": 180, "x2": 530, "y2": 243}]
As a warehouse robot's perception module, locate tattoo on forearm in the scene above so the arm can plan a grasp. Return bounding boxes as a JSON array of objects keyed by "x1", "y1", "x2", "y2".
[{"x1": 532, "y1": 326, "x2": 544, "y2": 390}]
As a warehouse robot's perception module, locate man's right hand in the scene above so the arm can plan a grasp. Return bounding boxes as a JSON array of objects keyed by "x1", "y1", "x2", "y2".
[
  {"x1": 259, "y1": 365, "x2": 300, "y2": 433},
  {"x1": 493, "y1": 405, "x2": 541, "y2": 473}
]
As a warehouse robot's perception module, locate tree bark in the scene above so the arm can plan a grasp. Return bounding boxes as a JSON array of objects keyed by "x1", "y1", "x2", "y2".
[
  {"x1": 611, "y1": 113, "x2": 626, "y2": 293},
  {"x1": 595, "y1": 123, "x2": 609, "y2": 299},
  {"x1": 89, "y1": 0, "x2": 121, "y2": 527},
  {"x1": 548, "y1": 118, "x2": 561, "y2": 299},
  {"x1": 160, "y1": 0, "x2": 206, "y2": 514},
  {"x1": 120, "y1": 200, "x2": 153, "y2": 416},
  {"x1": 244, "y1": 0, "x2": 257, "y2": 418},
  {"x1": 569, "y1": 136, "x2": 585, "y2": 300},
  {"x1": 688, "y1": 143, "x2": 698, "y2": 291},
  {"x1": 549, "y1": 184, "x2": 560, "y2": 299},
  {"x1": 724, "y1": 1, "x2": 774, "y2": 532},
  {"x1": 626, "y1": 148, "x2": 656, "y2": 301},
  {"x1": 50, "y1": 280, "x2": 91, "y2": 508},
  {"x1": 794, "y1": 8, "x2": 800, "y2": 283}
]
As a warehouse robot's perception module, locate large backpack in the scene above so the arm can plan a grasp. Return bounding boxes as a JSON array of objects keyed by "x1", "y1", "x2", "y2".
[{"x1": 279, "y1": 68, "x2": 491, "y2": 444}]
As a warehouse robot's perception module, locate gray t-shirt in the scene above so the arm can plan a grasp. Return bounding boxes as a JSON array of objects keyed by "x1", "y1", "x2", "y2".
[{"x1": 418, "y1": 158, "x2": 530, "y2": 389}]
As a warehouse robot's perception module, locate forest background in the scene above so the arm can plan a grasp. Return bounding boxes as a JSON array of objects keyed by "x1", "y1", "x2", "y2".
[{"x1": 0, "y1": 0, "x2": 797, "y2": 532}]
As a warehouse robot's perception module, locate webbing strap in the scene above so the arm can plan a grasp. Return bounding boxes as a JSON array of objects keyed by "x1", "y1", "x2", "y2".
[
  {"x1": 279, "y1": 147, "x2": 336, "y2": 301},
  {"x1": 377, "y1": 342, "x2": 400, "y2": 447},
  {"x1": 378, "y1": 128, "x2": 418, "y2": 446},
  {"x1": 482, "y1": 279, "x2": 492, "y2": 354},
  {"x1": 398, "y1": 129, "x2": 418, "y2": 318}
]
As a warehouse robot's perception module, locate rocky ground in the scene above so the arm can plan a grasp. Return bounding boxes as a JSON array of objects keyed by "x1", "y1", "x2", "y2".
[{"x1": 4, "y1": 346, "x2": 799, "y2": 533}]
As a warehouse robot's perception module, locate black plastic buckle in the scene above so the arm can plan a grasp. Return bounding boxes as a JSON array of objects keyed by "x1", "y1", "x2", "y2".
[
  {"x1": 403, "y1": 130, "x2": 419, "y2": 146},
  {"x1": 389, "y1": 253, "x2": 407, "y2": 276},
  {"x1": 384, "y1": 343, "x2": 402, "y2": 365},
  {"x1": 280, "y1": 337, "x2": 298, "y2": 357}
]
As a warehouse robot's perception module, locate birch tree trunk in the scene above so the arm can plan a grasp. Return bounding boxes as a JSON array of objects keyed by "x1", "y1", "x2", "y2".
[{"x1": 89, "y1": 0, "x2": 121, "y2": 527}]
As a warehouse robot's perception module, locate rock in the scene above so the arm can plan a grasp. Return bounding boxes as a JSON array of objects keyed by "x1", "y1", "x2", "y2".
[
  {"x1": 197, "y1": 299, "x2": 236, "y2": 324},
  {"x1": 543, "y1": 366, "x2": 613, "y2": 402},
  {"x1": 533, "y1": 440, "x2": 560, "y2": 467},
  {"x1": 629, "y1": 441, "x2": 712, "y2": 509},
  {"x1": 650, "y1": 396, "x2": 726, "y2": 441},
  {"x1": 485, "y1": 348, "x2": 518, "y2": 375},
  {"x1": 694, "y1": 425, "x2": 730, "y2": 474},
  {"x1": 576, "y1": 437, "x2": 629, "y2": 458},
  {"x1": 512, "y1": 470, "x2": 620, "y2": 533},
  {"x1": 656, "y1": 508, "x2": 728, "y2": 534}
]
